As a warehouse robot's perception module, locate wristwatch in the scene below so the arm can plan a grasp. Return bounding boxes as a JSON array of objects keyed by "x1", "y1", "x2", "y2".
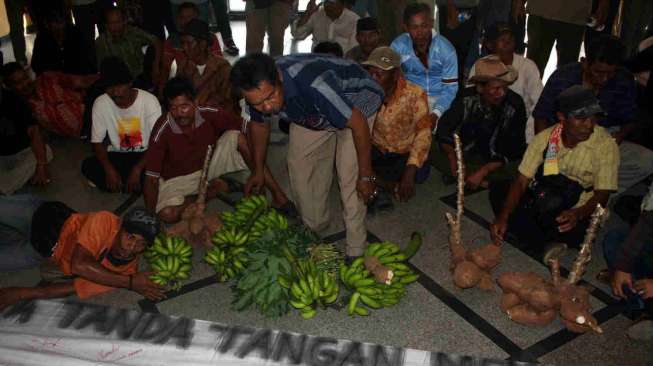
[{"x1": 359, "y1": 175, "x2": 376, "y2": 183}]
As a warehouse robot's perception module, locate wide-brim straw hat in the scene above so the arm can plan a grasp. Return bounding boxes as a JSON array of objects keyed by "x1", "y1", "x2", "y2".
[{"x1": 468, "y1": 55, "x2": 518, "y2": 84}]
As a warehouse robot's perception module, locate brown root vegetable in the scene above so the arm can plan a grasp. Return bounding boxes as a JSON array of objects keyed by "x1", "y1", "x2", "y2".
[
  {"x1": 468, "y1": 243, "x2": 502, "y2": 270},
  {"x1": 506, "y1": 304, "x2": 557, "y2": 327},
  {"x1": 477, "y1": 272, "x2": 495, "y2": 291},
  {"x1": 453, "y1": 260, "x2": 482, "y2": 288},
  {"x1": 364, "y1": 256, "x2": 393, "y2": 284},
  {"x1": 500, "y1": 292, "x2": 522, "y2": 312}
]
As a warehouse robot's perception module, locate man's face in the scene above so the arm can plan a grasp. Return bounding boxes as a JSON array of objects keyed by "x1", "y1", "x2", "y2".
[
  {"x1": 356, "y1": 30, "x2": 381, "y2": 54},
  {"x1": 177, "y1": 7, "x2": 197, "y2": 29},
  {"x1": 494, "y1": 32, "x2": 515, "y2": 55},
  {"x1": 106, "y1": 83, "x2": 133, "y2": 108},
  {"x1": 6, "y1": 69, "x2": 35, "y2": 98},
  {"x1": 180, "y1": 34, "x2": 206, "y2": 59},
  {"x1": 366, "y1": 66, "x2": 397, "y2": 94},
  {"x1": 106, "y1": 10, "x2": 126, "y2": 38},
  {"x1": 405, "y1": 12, "x2": 433, "y2": 51},
  {"x1": 168, "y1": 94, "x2": 197, "y2": 125},
  {"x1": 241, "y1": 80, "x2": 284, "y2": 115},
  {"x1": 561, "y1": 113, "x2": 596, "y2": 142},
  {"x1": 478, "y1": 79, "x2": 509, "y2": 106},
  {"x1": 583, "y1": 60, "x2": 617, "y2": 90},
  {"x1": 112, "y1": 230, "x2": 148, "y2": 261},
  {"x1": 324, "y1": 1, "x2": 344, "y2": 20}
]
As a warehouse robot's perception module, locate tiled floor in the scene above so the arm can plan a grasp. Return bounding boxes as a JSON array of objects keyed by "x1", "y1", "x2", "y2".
[{"x1": 0, "y1": 20, "x2": 649, "y2": 366}]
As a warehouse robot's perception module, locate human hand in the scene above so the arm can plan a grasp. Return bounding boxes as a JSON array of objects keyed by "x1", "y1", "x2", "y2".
[
  {"x1": 611, "y1": 270, "x2": 633, "y2": 299},
  {"x1": 105, "y1": 166, "x2": 123, "y2": 192},
  {"x1": 490, "y1": 217, "x2": 508, "y2": 244},
  {"x1": 465, "y1": 167, "x2": 486, "y2": 190},
  {"x1": 31, "y1": 165, "x2": 50, "y2": 186},
  {"x1": 0, "y1": 287, "x2": 26, "y2": 312},
  {"x1": 244, "y1": 171, "x2": 265, "y2": 196},
  {"x1": 126, "y1": 167, "x2": 142, "y2": 193},
  {"x1": 395, "y1": 167, "x2": 416, "y2": 202},
  {"x1": 611, "y1": 130, "x2": 626, "y2": 145},
  {"x1": 556, "y1": 209, "x2": 580, "y2": 233},
  {"x1": 634, "y1": 279, "x2": 653, "y2": 299},
  {"x1": 357, "y1": 179, "x2": 377, "y2": 204},
  {"x1": 131, "y1": 272, "x2": 166, "y2": 301}
]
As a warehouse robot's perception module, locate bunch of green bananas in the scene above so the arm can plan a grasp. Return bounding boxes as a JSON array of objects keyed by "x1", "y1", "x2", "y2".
[
  {"x1": 308, "y1": 243, "x2": 341, "y2": 275},
  {"x1": 205, "y1": 226, "x2": 249, "y2": 282},
  {"x1": 220, "y1": 194, "x2": 269, "y2": 231},
  {"x1": 364, "y1": 241, "x2": 420, "y2": 285},
  {"x1": 279, "y1": 258, "x2": 339, "y2": 319},
  {"x1": 249, "y1": 209, "x2": 289, "y2": 241},
  {"x1": 145, "y1": 236, "x2": 193, "y2": 290}
]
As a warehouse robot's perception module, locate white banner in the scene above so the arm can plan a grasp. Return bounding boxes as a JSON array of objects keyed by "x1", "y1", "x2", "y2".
[{"x1": 0, "y1": 300, "x2": 534, "y2": 366}]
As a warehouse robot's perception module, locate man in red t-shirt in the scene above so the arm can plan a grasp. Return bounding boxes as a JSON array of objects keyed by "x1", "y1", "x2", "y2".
[
  {"x1": 0, "y1": 207, "x2": 165, "y2": 311},
  {"x1": 143, "y1": 77, "x2": 293, "y2": 223}
]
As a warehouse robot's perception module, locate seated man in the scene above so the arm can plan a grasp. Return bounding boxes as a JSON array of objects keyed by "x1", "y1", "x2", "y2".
[
  {"x1": 313, "y1": 41, "x2": 344, "y2": 57},
  {"x1": 533, "y1": 35, "x2": 653, "y2": 194},
  {"x1": 144, "y1": 77, "x2": 292, "y2": 223},
  {"x1": 468, "y1": 22, "x2": 542, "y2": 142},
  {"x1": 0, "y1": 206, "x2": 166, "y2": 310},
  {"x1": 608, "y1": 181, "x2": 653, "y2": 341},
  {"x1": 31, "y1": 9, "x2": 96, "y2": 76},
  {"x1": 362, "y1": 47, "x2": 433, "y2": 207},
  {"x1": 176, "y1": 19, "x2": 232, "y2": 109},
  {"x1": 0, "y1": 83, "x2": 51, "y2": 195},
  {"x1": 291, "y1": 0, "x2": 360, "y2": 54},
  {"x1": 96, "y1": 7, "x2": 163, "y2": 90},
  {"x1": 82, "y1": 57, "x2": 162, "y2": 193},
  {"x1": 2, "y1": 62, "x2": 99, "y2": 138},
  {"x1": 491, "y1": 86, "x2": 619, "y2": 256},
  {"x1": 435, "y1": 55, "x2": 527, "y2": 189},
  {"x1": 345, "y1": 17, "x2": 382, "y2": 63},
  {"x1": 159, "y1": 1, "x2": 223, "y2": 94},
  {"x1": 391, "y1": 3, "x2": 458, "y2": 127}
]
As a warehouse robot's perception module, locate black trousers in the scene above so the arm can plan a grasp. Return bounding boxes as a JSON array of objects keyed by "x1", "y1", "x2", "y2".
[
  {"x1": 81, "y1": 151, "x2": 144, "y2": 192},
  {"x1": 371, "y1": 145, "x2": 430, "y2": 184},
  {"x1": 438, "y1": 6, "x2": 478, "y2": 80},
  {"x1": 489, "y1": 179, "x2": 590, "y2": 258}
]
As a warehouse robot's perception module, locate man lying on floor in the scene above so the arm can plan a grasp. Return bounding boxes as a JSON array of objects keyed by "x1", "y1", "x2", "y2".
[
  {"x1": 143, "y1": 77, "x2": 292, "y2": 224},
  {"x1": 0, "y1": 199, "x2": 165, "y2": 311},
  {"x1": 490, "y1": 85, "x2": 619, "y2": 257}
]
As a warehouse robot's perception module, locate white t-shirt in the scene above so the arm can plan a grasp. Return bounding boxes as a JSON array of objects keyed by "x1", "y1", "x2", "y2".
[
  {"x1": 91, "y1": 89, "x2": 162, "y2": 153},
  {"x1": 291, "y1": 7, "x2": 360, "y2": 53}
]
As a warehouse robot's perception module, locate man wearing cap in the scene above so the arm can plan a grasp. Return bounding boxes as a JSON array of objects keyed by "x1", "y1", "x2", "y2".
[
  {"x1": 292, "y1": 0, "x2": 360, "y2": 54},
  {"x1": 490, "y1": 85, "x2": 619, "y2": 252},
  {"x1": 176, "y1": 19, "x2": 233, "y2": 109},
  {"x1": 230, "y1": 53, "x2": 383, "y2": 260},
  {"x1": 435, "y1": 55, "x2": 527, "y2": 189},
  {"x1": 82, "y1": 57, "x2": 162, "y2": 193},
  {"x1": 0, "y1": 207, "x2": 167, "y2": 311},
  {"x1": 345, "y1": 17, "x2": 382, "y2": 64},
  {"x1": 362, "y1": 46, "x2": 433, "y2": 208},
  {"x1": 468, "y1": 22, "x2": 542, "y2": 142},
  {"x1": 95, "y1": 7, "x2": 163, "y2": 89},
  {"x1": 533, "y1": 35, "x2": 653, "y2": 195},
  {"x1": 391, "y1": 3, "x2": 458, "y2": 128}
]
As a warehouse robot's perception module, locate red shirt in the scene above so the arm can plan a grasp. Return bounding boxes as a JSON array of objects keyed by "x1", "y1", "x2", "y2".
[{"x1": 145, "y1": 106, "x2": 243, "y2": 180}]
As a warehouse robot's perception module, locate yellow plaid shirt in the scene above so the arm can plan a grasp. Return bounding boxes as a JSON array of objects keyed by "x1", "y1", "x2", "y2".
[
  {"x1": 372, "y1": 76, "x2": 433, "y2": 168},
  {"x1": 519, "y1": 125, "x2": 619, "y2": 207}
]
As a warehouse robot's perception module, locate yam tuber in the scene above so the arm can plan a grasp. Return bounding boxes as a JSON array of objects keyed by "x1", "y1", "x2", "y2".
[
  {"x1": 446, "y1": 134, "x2": 502, "y2": 290},
  {"x1": 497, "y1": 205, "x2": 608, "y2": 333},
  {"x1": 166, "y1": 145, "x2": 222, "y2": 247}
]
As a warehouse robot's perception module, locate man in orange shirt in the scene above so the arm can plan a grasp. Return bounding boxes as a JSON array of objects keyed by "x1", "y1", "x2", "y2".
[{"x1": 0, "y1": 207, "x2": 166, "y2": 310}]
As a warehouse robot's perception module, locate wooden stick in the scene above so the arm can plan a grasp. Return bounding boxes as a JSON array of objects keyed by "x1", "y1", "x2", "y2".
[
  {"x1": 453, "y1": 133, "x2": 464, "y2": 223},
  {"x1": 567, "y1": 204, "x2": 608, "y2": 285},
  {"x1": 196, "y1": 145, "x2": 214, "y2": 205},
  {"x1": 549, "y1": 259, "x2": 561, "y2": 287}
]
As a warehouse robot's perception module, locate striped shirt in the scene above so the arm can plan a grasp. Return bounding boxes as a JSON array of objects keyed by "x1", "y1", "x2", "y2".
[
  {"x1": 145, "y1": 106, "x2": 242, "y2": 180},
  {"x1": 533, "y1": 63, "x2": 637, "y2": 130},
  {"x1": 519, "y1": 125, "x2": 619, "y2": 207},
  {"x1": 248, "y1": 54, "x2": 384, "y2": 130}
]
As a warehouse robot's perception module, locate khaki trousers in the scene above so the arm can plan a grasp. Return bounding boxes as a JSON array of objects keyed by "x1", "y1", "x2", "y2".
[
  {"x1": 245, "y1": 1, "x2": 291, "y2": 57},
  {"x1": 287, "y1": 117, "x2": 374, "y2": 257}
]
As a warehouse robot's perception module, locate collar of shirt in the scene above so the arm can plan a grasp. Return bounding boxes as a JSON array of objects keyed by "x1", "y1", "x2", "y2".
[{"x1": 167, "y1": 109, "x2": 205, "y2": 134}]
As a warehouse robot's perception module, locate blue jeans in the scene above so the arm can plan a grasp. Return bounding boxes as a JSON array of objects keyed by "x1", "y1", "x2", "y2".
[{"x1": 0, "y1": 194, "x2": 45, "y2": 271}]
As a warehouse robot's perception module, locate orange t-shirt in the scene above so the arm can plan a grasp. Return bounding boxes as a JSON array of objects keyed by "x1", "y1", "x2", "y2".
[{"x1": 52, "y1": 211, "x2": 138, "y2": 299}]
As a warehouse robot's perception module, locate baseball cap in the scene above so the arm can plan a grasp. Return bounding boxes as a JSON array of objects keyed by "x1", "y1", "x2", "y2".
[
  {"x1": 556, "y1": 85, "x2": 605, "y2": 118},
  {"x1": 122, "y1": 208, "x2": 161, "y2": 244},
  {"x1": 181, "y1": 18, "x2": 211, "y2": 42},
  {"x1": 361, "y1": 46, "x2": 401, "y2": 71},
  {"x1": 483, "y1": 22, "x2": 514, "y2": 42},
  {"x1": 468, "y1": 55, "x2": 518, "y2": 84},
  {"x1": 357, "y1": 17, "x2": 378, "y2": 33}
]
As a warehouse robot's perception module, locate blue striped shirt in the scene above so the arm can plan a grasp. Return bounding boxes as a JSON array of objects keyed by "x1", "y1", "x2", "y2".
[
  {"x1": 533, "y1": 63, "x2": 637, "y2": 129},
  {"x1": 248, "y1": 54, "x2": 384, "y2": 130}
]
